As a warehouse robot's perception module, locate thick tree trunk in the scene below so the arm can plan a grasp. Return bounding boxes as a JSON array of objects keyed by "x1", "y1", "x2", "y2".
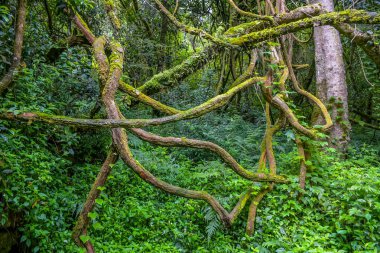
[{"x1": 312, "y1": 0, "x2": 351, "y2": 152}]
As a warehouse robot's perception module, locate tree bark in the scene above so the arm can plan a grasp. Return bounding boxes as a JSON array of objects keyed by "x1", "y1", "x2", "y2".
[
  {"x1": 0, "y1": 0, "x2": 27, "y2": 95},
  {"x1": 312, "y1": 0, "x2": 351, "y2": 152}
]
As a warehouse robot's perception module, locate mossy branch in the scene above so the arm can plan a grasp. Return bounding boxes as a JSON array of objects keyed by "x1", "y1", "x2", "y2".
[
  {"x1": 120, "y1": 81, "x2": 182, "y2": 115},
  {"x1": 228, "y1": 10, "x2": 380, "y2": 46},
  {"x1": 102, "y1": 0, "x2": 121, "y2": 30},
  {"x1": 336, "y1": 23, "x2": 380, "y2": 68},
  {"x1": 129, "y1": 128, "x2": 288, "y2": 183},
  {"x1": 0, "y1": 77, "x2": 264, "y2": 128},
  {"x1": 280, "y1": 38, "x2": 333, "y2": 131},
  {"x1": 70, "y1": 11, "x2": 96, "y2": 44},
  {"x1": 224, "y1": 4, "x2": 322, "y2": 37},
  {"x1": 137, "y1": 45, "x2": 220, "y2": 94},
  {"x1": 93, "y1": 36, "x2": 110, "y2": 87},
  {"x1": 152, "y1": 0, "x2": 236, "y2": 48},
  {"x1": 226, "y1": 0, "x2": 274, "y2": 23}
]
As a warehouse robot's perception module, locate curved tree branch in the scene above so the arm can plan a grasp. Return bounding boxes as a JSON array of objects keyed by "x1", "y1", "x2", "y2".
[
  {"x1": 280, "y1": 38, "x2": 333, "y2": 131},
  {"x1": 0, "y1": 77, "x2": 264, "y2": 129},
  {"x1": 129, "y1": 128, "x2": 287, "y2": 183},
  {"x1": 97, "y1": 36, "x2": 267, "y2": 229},
  {"x1": 226, "y1": 0, "x2": 274, "y2": 23},
  {"x1": 72, "y1": 149, "x2": 118, "y2": 248},
  {"x1": 260, "y1": 71, "x2": 318, "y2": 139},
  {"x1": 152, "y1": 0, "x2": 236, "y2": 48}
]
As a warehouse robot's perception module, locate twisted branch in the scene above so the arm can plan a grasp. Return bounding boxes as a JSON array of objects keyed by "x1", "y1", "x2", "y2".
[
  {"x1": 280, "y1": 38, "x2": 333, "y2": 131},
  {"x1": 97, "y1": 38, "x2": 275, "y2": 229},
  {"x1": 227, "y1": 10, "x2": 380, "y2": 46},
  {"x1": 0, "y1": 76, "x2": 264, "y2": 129},
  {"x1": 152, "y1": 0, "x2": 236, "y2": 48},
  {"x1": 129, "y1": 128, "x2": 287, "y2": 183}
]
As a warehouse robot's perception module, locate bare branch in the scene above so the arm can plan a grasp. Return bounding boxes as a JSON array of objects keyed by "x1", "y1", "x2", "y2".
[
  {"x1": 173, "y1": 0, "x2": 179, "y2": 15},
  {"x1": 295, "y1": 138, "x2": 307, "y2": 191}
]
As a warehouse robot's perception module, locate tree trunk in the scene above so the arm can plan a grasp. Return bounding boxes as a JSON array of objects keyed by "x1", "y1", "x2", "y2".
[
  {"x1": 312, "y1": 0, "x2": 351, "y2": 152},
  {"x1": 0, "y1": 0, "x2": 27, "y2": 95},
  {"x1": 157, "y1": 0, "x2": 169, "y2": 72}
]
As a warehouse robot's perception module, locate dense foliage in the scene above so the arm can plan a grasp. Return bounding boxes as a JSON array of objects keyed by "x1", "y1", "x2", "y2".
[{"x1": 1, "y1": 0, "x2": 379, "y2": 252}]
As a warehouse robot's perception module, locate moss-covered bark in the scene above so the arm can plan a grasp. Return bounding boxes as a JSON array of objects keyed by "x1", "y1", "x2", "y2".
[
  {"x1": 102, "y1": 0, "x2": 121, "y2": 30},
  {"x1": 129, "y1": 128, "x2": 288, "y2": 183},
  {"x1": 337, "y1": 23, "x2": 380, "y2": 68},
  {"x1": 153, "y1": 0, "x2": 235, "y2": 47},
  {"x1": 137, "y1": 45, "x2": 220, "y2": 94},
  {"x1": 226, "y1": 0, "x2": 274, "y2": 23},
  {"x1": 227, "y1": 10, "x2": 380, "y2": 46}
]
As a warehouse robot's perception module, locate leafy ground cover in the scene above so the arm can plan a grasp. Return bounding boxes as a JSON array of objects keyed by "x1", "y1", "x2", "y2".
[{"x1": 1, "y1": 49, "x2": 379, "y2": 252}]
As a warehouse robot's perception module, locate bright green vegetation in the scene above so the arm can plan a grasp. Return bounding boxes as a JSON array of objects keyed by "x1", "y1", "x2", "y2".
[
  {"x1": 1, "y1": 0, "x2": 380, "y2": 252},
  {"x1": 1, "y1": 49, "x2": 379, "y2": 251}
]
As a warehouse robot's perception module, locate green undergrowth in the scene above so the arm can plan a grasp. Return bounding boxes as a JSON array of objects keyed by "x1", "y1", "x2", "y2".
[
  {"x1": 1, "y1": 49, "x2": 380, "y2": 252},
  {"x1": 1, "y1": 120, "x2": 379, "y2": 252}
]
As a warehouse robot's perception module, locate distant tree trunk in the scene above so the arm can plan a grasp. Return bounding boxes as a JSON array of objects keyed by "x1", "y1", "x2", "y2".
[
  {"x1": 0, "y1": 0, "x2": 27, "y2": 95},
  {"x1": 312, "y1": 0, "x2": 351, "y2": 153},
  {"x1": 43, "y1": 0, "x2": 53, "y2": 34},
  {"x1": 157, "y1": 0, "x2": 168, "y2": 72}
]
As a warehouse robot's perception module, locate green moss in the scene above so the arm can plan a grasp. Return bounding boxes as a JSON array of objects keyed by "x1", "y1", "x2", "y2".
[
  {"x1": 138, "y1": 47, "x2": 217, "y2": 93},
  {"x1": 227, "y1": 10, "x2": 380, "y2": 46},
  {"x1": 75, "y1": 12, "x2": 92, "y2": 34},
  {"x1": 109, "y1": 41, "x2": 124, "y2": 71},
  {"x1": 224, "y1": 21, "x2": 262, "y2": 36}
]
